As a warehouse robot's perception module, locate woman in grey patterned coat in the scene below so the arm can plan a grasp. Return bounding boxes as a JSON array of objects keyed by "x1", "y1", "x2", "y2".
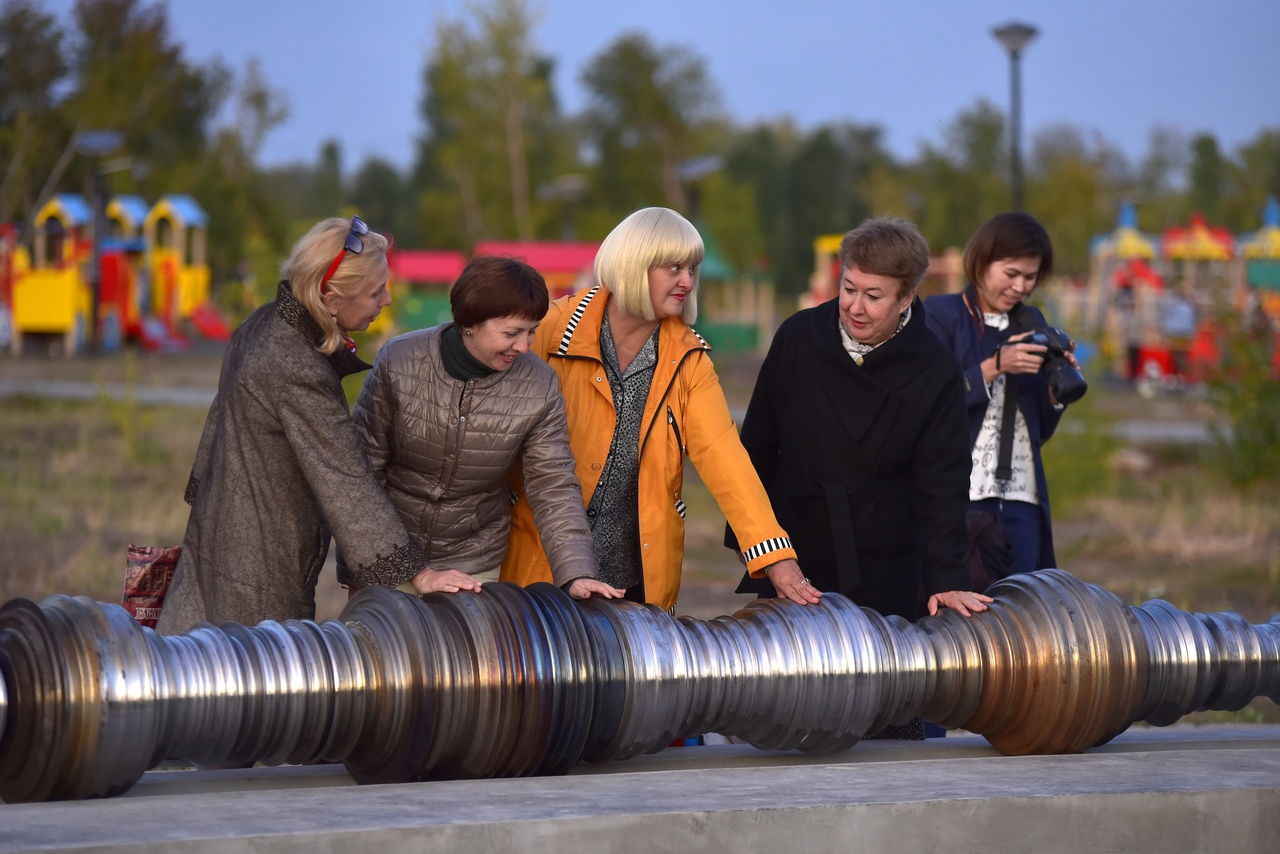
[
  {"x1": 157, "y1": 217, "x2": 438, "y2": 635},
  {"x1": 346, "y1": 256, "x2": 621, "y2": 600}
]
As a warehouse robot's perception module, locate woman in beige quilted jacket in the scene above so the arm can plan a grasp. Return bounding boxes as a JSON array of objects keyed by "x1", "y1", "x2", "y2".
[{"x1": 344, "y1": 256, "x2": 622, "y2": 600}]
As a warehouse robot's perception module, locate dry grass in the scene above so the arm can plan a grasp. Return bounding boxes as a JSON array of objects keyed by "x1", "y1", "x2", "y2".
[{"x1": 0, "y1": 394, "x2": 205, "y2": 603}]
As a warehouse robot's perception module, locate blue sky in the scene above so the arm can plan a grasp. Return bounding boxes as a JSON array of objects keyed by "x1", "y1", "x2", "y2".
[{"x1": 39, "y1": 0, "x2": 1280, "y2": 171}]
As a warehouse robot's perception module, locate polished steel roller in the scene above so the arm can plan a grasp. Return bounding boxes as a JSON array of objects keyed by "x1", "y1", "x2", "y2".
[{"x1": 1, "y1": 569, "x2": 1277, "y2": 803}]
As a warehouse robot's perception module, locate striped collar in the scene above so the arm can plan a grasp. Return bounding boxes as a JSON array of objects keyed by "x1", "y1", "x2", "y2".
[{"x1": 552, "y1": 286, "x2": 711, "y2": 360}]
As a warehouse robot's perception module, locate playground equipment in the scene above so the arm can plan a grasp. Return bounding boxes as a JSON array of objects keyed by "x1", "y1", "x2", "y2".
[
  {"x1": 96, "y1": 195, "x2": 151, "y2": 352},
  {"x1": 5, "y1": 192, "x2": 227, "y2": 356},
  {"x1": 387, "y1": 248, "x2": 467, "y2": 332},
  {"x1": 144, "y1": 194, "x2": 228, "y2": 343},
  {"x1": 1077, "y1": 205, "x2": 1230, "y2": 390},
  {"x1": 0, "y1": 222, "x2": 20, "y2": 351},
  {"x1": 0, "y1": 569, "x2": 1277, "y2": 803},
  {"x1": 1238, "y1": 197, "x2": 1280, "y2": 330},
  {"x1": 9, "y1": 194, "x2": 94, "y2": 357},
  {"x1": 690, "y1": 225, "x2": 775, "y2": 354}
]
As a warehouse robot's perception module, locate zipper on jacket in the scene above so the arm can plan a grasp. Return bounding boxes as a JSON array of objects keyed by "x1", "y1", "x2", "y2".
[
  {"x1": 667, "y1": 405, "x2": 685, "y2": 456},
  {"x1": 639, "y1": 346, "x2": 706, "y2": 455}
]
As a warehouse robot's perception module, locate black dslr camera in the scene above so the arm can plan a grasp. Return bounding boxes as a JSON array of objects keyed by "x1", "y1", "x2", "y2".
[{"x1": 1024, "y1": 326, "x2": 1087, "y2": 405}]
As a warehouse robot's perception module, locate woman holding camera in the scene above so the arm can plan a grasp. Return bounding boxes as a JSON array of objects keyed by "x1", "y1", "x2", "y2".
[{"x1": 924, "y1": 211, "x2": 1079, "y2": 576}]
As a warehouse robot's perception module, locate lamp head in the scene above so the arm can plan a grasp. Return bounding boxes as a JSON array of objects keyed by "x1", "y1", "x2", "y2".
[{"x1": 992, "y1": 22, "x2": 1038, "y2": 56}]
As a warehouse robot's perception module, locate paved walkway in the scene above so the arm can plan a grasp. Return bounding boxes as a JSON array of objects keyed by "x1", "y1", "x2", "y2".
[{"x1": 1, "y1": 379, "x2": 1220, "y2": 444}]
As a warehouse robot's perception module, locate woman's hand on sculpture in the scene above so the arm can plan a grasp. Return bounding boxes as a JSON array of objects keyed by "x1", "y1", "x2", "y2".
[
  {"x1": 566, "y1": 578, "x2": 626, "y2": 600},
  {"x1": 926, "y1": 589, "x2": 994, "y2": 617},
  {"x1": 767, "y1": 559, "x2": 823, "y2": 605},
  {"x1": 411, "y1": 567, "x2": 483, "y2": 595}
]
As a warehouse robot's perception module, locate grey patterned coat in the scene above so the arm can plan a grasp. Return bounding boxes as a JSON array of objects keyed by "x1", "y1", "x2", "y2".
[
  {"x1": 156, "y1": 283, "x2": 427, "y2": 635},
  {"x1": 348, "y1": 324, "x2": 597, "y2": 587}
]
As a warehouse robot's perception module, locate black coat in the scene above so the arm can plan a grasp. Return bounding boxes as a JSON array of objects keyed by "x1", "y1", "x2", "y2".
[{"x1": 729, "y1": 297, "x2": 971, "y2": 621}]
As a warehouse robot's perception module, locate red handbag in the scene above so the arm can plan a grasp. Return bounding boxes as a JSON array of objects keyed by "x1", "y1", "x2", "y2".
[{"x1": 122, "y1": 544, "x2": 182, "y2": 628}]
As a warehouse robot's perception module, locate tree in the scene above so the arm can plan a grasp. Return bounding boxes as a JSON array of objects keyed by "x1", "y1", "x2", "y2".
[
  {"x1": 414, "y1": 0, "x2": 559, "y2": 245},
  {"x1": 1186, "y1": 133, "x2": 1224, "y2": 222},
  {"x1": 350, "y1": 156, "x2": 410, "y2": 244},
  {"x1": 1026, "y1": 125, "x2": 1118, "y2": 277},
  {"x1": 1221, "y1": 128, "x2": 1280, "y2": 231},
  {"x1": 910, "y1": 100, "x2": 1009, "y2": 254},
  {"x1": 66, "y1": 0, "x2": 225, "y2": 190},
  {"x1": 309, "y1": 139, "x2": 344, "y2": 218},
  {"x1": 580, "y1": 32, "x2": 718, "y2": 216},
  {"x1": 0, "y1": 0, "x2": 68, "y2": 219}
]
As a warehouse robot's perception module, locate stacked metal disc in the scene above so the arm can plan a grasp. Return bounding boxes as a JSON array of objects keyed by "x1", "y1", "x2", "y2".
[{"x1": 1, "y1": 569, "x2": 1278, "y2": 803}]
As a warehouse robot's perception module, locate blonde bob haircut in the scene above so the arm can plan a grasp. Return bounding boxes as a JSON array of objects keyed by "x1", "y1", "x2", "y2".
[
  {"x1": 594, "y1": 207, "x2": 703, "y2": 324},
  {"x1": 279, "y1": 216, "x2": 390, "y2": 355}
]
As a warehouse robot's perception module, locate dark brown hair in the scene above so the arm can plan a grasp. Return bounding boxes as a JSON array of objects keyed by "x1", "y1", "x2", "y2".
[
  {"x1": 450, "y1": 255, "x2": 550, "y2": 328},
  {"x1": 838, "y1": 217, "x2": 931, "y2": 298},
  {"x1": 962, "y1": 212, "x2": 1054, "y2": 288}
]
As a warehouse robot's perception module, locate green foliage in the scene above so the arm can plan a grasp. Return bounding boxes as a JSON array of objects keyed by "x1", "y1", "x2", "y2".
[
  {"x1": 1188, "y1": 133, "x2": 1225, "y2": 221},
  {"x1": 1206, "y1": 318, "x2": 1280, "y2": 488},
  {"x1": 1025, "y1": 126, "x2": 1120, "y2": 278},
  {"x1": 0, "y1": 0, "x2": 68, "y2": 220},
  {"x1": 580, "y1": 31, "x2": 718, "y2": 217},
  {"x1": 414, "y1": 0, "x2": 561, "y2": 245}
]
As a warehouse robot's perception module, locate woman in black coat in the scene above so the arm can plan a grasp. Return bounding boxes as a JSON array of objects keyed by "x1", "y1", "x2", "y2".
[
  {"x1": 731, "y1": 218, "x2": 990, "y2": 623},
  {"x1": 924, "y1": 212, "x2": 1078, "y2": 575}
]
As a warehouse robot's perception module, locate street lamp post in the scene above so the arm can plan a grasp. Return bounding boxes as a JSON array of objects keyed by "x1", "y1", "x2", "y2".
[{"x1": 991, "y1": 22, "x2": 1038, "y2": 211}]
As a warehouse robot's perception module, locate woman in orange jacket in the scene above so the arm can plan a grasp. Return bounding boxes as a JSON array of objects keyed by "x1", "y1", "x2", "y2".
[{"x1": 501, "y1": 207, "x2": 814, "y2": 613}]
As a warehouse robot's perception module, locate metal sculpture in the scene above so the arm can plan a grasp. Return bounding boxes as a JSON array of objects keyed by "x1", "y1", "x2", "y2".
[{"x1": 1, "y1": 569, "x2": 1277, "y2": 803}]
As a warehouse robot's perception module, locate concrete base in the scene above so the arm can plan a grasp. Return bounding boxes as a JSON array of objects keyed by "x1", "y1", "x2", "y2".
[{"x1": 2, "y1": 725, "x2": 1278, "y2": 853}]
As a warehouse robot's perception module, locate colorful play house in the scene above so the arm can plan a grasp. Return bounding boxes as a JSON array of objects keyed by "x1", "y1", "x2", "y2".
[
  {"x1": 98, "y1": 194, "x2": 151, "y2": 351},
  {"x1": 388, "y1": 249, "x2": 467, "y2": 332},
  {"x1": 10, "y1": 194, "x2": 94, "y2": 356},
  {"x1": 144, "y1": 194, "x2": 227, "y2": 341}
]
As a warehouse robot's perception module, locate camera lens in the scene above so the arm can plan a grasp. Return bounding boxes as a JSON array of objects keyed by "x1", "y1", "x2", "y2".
[{"x1": 1045, "y1": 358, "x2": 1087, "y2": 405}]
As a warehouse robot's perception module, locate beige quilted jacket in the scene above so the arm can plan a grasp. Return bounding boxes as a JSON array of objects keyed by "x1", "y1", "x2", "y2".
[{"x1": 351, "y1": 324, "x2": 598, "y2": 587}]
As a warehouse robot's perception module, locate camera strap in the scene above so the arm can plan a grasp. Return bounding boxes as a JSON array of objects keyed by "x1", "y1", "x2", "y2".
[
  {"x1": 994, "y1": 305, "x2": 1031, "y2": 489},
  {"x1": 995, "y1": 375, "x2": 1018, "y2": 487}
]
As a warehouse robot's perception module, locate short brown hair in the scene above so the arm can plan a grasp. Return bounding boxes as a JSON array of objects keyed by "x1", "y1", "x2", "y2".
[
  {"x1": 451, "y1": 255, "x2": 549, "y2": 328},
  {"x1": 962, "y1": 212, "x2": 1054, "y2": 288},
  {"x1": 838, "y1": 217, "x2": 931, "y2": 298}
]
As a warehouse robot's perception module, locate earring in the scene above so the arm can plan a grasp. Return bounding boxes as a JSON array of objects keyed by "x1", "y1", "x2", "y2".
[{"x1": 465, "y1": 330, "x2": 473, "y2": 337}]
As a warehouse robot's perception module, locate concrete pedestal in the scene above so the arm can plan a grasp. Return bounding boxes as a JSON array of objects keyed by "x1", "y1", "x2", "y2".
[{"x1": 2, "y1": 725, "x2": 1277, "y2": 853}]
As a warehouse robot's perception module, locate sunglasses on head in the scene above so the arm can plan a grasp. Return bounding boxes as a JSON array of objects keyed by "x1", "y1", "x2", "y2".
[{"x1": 319, "y1": 215, "x2": 370, "y2": 289}]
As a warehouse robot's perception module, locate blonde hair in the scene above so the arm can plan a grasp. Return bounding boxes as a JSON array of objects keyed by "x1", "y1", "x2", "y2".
[
  {"x1": 594, "y1": 207, "x2": 703, "y2": 323},
  {"x1": 279, "y1": 217, "x2": 390, "y2": 354}
]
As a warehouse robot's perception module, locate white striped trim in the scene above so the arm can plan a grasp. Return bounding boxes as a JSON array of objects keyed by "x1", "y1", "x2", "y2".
[
  {"x1": 509, "y1": 491, "x2": 520, "y2": 506},
  {"x1": 742, "y1": 536, "x2": 792, "y2": 563},
  {"x1": 674, "y1": 499, "x2": 687, "y2": 519},
  {"x1": 688, "y1": 326, "x2": 711, "y2": 350},
  {"x1": 555, "y1": 286, "x2": 600, "y2": 355}
]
